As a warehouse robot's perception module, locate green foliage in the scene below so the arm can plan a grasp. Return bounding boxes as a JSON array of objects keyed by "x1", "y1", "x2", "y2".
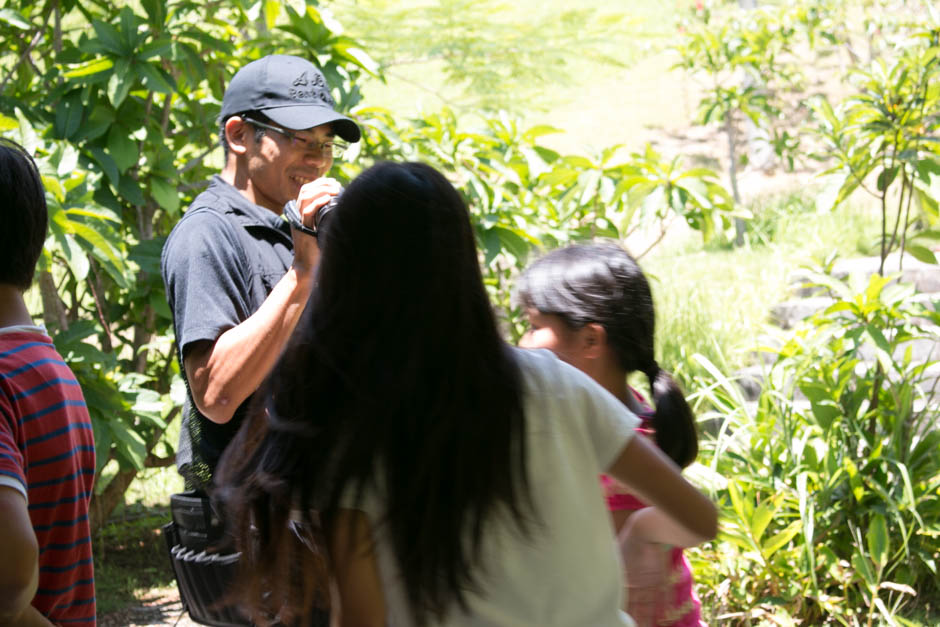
[
  {"x1": 673, "y1": 0, "x2": 839, "y2": 181},
  {"x1": 353, "y1": 106, "x2": 737, "y2": 337},
  {"x1": 689, "y1": 266, "x2": 940, "y2": 624},
  {"x1": 811, "y1": 15, "x2": 940, "y2": 271},
  {"x1": 333, "y1": 0, "x2": 628, "y2": 113},
  {"x1": 0, "y1": 0, "x2": 376, "y2": 524}
]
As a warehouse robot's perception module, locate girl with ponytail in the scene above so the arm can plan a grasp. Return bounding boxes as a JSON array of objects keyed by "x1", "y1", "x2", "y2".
[{"x1": 517, "y1": 242, "x2": 705, "y2": 627}]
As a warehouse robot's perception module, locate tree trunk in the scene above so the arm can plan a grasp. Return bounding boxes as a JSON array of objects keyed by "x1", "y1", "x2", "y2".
[
  {"x1": 725, "y1": 113, "x2": 745, "y2": 246},
  {"x1": 89, "y1": 467, "x2": 138, "y2": 531},
  {"x1": 39, "y1": 271, "x2": 68, "y2": 331},
  {"x1": 89, "y1": 438, "x2": 175, "y2": 531}
]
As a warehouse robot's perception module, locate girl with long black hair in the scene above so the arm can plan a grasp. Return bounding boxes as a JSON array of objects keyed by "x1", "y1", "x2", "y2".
[{"x1": 214, "y1": 162, "x2": 716, "y2": 627}]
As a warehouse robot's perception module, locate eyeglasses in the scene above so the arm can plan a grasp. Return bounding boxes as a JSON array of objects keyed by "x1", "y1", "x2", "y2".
[{"x1": 244, "y1": 118, "x2": 348, "y2": 158}]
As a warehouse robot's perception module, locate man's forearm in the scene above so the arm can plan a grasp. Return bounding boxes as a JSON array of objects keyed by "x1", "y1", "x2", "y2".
[
  {"x1": 0, "y1": 489, "x2": 41, "y2": 625},
  {"x1": 187, "y1": 263, "x2": 315, "y2": 423}
]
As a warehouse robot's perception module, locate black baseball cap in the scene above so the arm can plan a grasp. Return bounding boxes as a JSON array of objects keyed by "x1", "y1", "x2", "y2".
[{"x1": 219, "y1": 54, "x2": 361, "y2": 143}]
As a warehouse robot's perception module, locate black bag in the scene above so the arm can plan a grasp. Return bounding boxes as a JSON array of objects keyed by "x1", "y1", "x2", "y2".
[
  {"x1": 164, "y1": 491, "x2": 250, "y2": 626},
  {"x1": 165, "y1": 491, "x2": 331, "y2": 627}
]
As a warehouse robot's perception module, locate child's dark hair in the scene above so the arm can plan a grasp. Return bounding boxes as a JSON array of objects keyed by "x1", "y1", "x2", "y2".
[
  {"x1": 0, "y1": 138, "x2": 48, "y2": 290},
  {"x1": 515, "y1": 242, "x2": 698, "y2": 468}
]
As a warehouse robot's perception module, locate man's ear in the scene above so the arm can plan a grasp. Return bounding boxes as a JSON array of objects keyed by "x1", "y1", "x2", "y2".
[
  {"x1": 224, "y1": 117, "x2": 251, "y2": 155},
  {"x1": 580, "y1": 323, "x2": 607, "y2": 360}
]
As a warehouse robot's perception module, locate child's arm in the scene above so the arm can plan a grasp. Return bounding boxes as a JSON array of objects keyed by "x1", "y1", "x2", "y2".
[
  {"x1": 327, "y1": 509, "x2": 387, "y2": 627},
  {"x1": 607, "y1": 435, "x2": 717, "y2": 547}
]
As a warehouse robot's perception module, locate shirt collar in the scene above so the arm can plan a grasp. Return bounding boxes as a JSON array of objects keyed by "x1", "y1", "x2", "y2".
[{"x1": 208, "y1": 175, "x2": 291, "y2": 234}]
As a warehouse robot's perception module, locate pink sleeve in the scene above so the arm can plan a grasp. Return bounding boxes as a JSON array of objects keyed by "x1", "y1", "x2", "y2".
[
  {"x1": 600, "y1": 473, "x2": 646, "y2": 511},
  {"x1": 601, "y1": 403, "x2": 654, "y2": 512}
]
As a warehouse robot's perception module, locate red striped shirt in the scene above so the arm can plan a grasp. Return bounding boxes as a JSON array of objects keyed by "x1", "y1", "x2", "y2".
[{"x1": 0, "y1": 328, "x2": 96, "y2": 626}]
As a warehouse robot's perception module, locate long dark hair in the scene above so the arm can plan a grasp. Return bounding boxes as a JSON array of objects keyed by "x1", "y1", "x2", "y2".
[
  {"x1": 215, "y1": 162, "x2": 528, "y2": 625},
  {"x1": 515, "y1": 242, "x2": 698, "y2": 468}
]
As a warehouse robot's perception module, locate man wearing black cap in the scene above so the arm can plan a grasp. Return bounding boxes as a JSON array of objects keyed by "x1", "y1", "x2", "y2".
[
  {"x1": 160, "y1": 54, "x2": 359, "y2": 625},
  {"x1": 162, "y1": 54, "x2": 361, "y2": 494}
]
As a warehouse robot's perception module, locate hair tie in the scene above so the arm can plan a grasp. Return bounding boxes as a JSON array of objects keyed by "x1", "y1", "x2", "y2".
[{"x1": 644, "y1": 361, "x2": 660, "y2": 381}]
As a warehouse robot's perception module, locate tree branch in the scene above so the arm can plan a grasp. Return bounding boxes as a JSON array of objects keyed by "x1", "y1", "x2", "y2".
[{"x1": 0, "y1": 24, "x2": 46, "y2": 96}]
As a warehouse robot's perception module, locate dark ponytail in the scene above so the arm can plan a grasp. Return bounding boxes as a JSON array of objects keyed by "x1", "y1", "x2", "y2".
[
  {"x1": 646, "y1": 365, "x2": 698, "y2": 468},
  {"x1": 516, "y1": 242, "x2": 698, "y2": 468}
]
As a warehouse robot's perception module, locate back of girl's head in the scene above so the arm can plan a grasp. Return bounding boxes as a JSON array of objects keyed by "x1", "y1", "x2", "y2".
[
  {"x1": 216, "y1": 161, "x2": 527, "y2": 625},
  {"x1": 315, "y1": 161, "x2": 489, "y2": 345},
  {"x1": 515, "y1": 242, "x2": 698, "y2": 468}
]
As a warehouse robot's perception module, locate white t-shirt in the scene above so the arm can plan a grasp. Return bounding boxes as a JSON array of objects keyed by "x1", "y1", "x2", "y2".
[{"x1": 346, "y1": 347, "x2": 640, "y2": 626}]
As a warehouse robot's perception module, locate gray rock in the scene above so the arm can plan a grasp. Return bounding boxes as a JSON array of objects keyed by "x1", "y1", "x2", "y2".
[
  {"x1": 788, "y1": 253, "x2": 940, "y2": 296},
  {"x1": 770, "y1": 297, "x2": 835, "y2": 329}
]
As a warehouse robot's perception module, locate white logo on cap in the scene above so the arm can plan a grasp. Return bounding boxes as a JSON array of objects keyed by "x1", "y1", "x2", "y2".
[{"x1": 293, "y1": 72, "x2": 309, "y2": 87}]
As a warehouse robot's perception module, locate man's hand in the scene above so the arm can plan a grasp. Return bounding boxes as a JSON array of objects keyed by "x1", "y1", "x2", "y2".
[{"x1": 291, "y1": 177, "x2": 341, "y2": 274}]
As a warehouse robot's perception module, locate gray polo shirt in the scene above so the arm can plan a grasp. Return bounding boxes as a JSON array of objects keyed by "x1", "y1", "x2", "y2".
[{"x1": 161, "y1": 175, "x2": 294, "y2": 492}]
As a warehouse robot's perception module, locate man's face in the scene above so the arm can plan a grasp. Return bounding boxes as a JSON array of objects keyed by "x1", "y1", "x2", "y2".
[{"x1": 243, "y1": 120, "x2": 335, "y2": 213}]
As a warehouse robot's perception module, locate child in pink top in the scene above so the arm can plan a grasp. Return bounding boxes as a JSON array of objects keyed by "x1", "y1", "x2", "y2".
[{"x1": 517, "y1": 242, "x2": 706, "y2": 627}]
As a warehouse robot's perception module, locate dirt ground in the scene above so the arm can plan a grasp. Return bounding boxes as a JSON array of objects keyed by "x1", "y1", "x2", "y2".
[{"x1": 98, "y1": 586, "x2": 197, "y2": 627}]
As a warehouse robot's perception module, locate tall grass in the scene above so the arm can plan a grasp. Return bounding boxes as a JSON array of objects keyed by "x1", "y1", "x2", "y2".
[{"x1": 645, "y1": 192, "x2": 883, "y2": 388}]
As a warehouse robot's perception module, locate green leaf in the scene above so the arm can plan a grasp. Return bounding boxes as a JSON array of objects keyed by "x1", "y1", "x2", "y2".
[
  {"x1": 119, "y1": 7, "x2": 141, "y2": 50},
  {"x1": 264, "y1": 0, "x2": 281, "y2": 29},
  {"x1": 63, "y1": 57, "x2": 115, "y2": 79},
  {"x1": 90, "y1": 416, "x2": 113, "y2": 474},
  {"x1": 336, "y1": 45, "x2": 380, "y2": 76},
  {"x1": 0, "y1": 114, "x2": 17, "y2": 131},
  {"x1": 135, "y1": 62, "x2": 175, "y2": 93},
  {"x1": 482, "y1": 228, "x2": 501, "y2": 266},
  {"x1": 727, "y1": 479, "x2": 754, "y2": 522},
  {"x1": 762, "y1": 520, "x2": 801, "y2": 558},
  {"x1": 89, "y1": 147, "x2": 119, "y2": 185},
  {"x1": 135, "y1": 39, "x2": 172, "y2": 61},
  {"x1": 150, "y1": 289, "x2": 172, "y2": 321},
  {"x1": 107, "y1": 125, "x2": 138, "y2": 173},
  {"x1": 493, "y1": 226, "x2": 532, "y2": 262},
  {"x1": 876, "y1": 166, "x2": 899, "y2": 192},
  {"x1": 129, "y1": 238, "x2": 166, "y2": 276},
  {"x1": 91, "y1": 19, "x2": 125, "y2": 56},
  {"x1": 118, "y1": 174, "x2": 146, "y2": 206},
  {"x1": 54, "y1": 92, "x2": 84, "y2": 140},
  {"x1": 73, "y1": 105, "x2": 116, "y2": 143},
  {"x1": 54, "y1": 231, "x2": 90, "y2": 282},
  {"x1": 523, "y1": 125, "x2": 563, "y2": 141},
  {"x1": 109, "y1": 418, "x2": 147, "y2": 470},
  {"x1": 106, "y1": 60, "x2": 133, "y2": 107},
  {"x1": 64, "y1": 207, "x2": 121, "y2": 224},
  {"x1": 0, "y1": 8, "x2": 32, "y2": 29},
  {"x1": 539, "y1": 167, "x2": 580, "y2": 187},
  {"x1": 906, "y1": 244, "x2": 937, "y2": 264},
  {"x1": 68, "y1": 222, "x2": 126, "y2": 278},
  {"x1": 140, "y1": 0, "x2": 165, "y2": 27},
  {"x1": 852, "y1": 549, "x2": 876, "y2": 588},
  {"x1": 150, "y1": 177, "x2": 180, "y2": 214},
  {"x1": 867, "y1": 513, "x2": 889, "y2": 569},
  {"x1": 750, "y1": 500, "x2": 776, "y2": 543}
]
